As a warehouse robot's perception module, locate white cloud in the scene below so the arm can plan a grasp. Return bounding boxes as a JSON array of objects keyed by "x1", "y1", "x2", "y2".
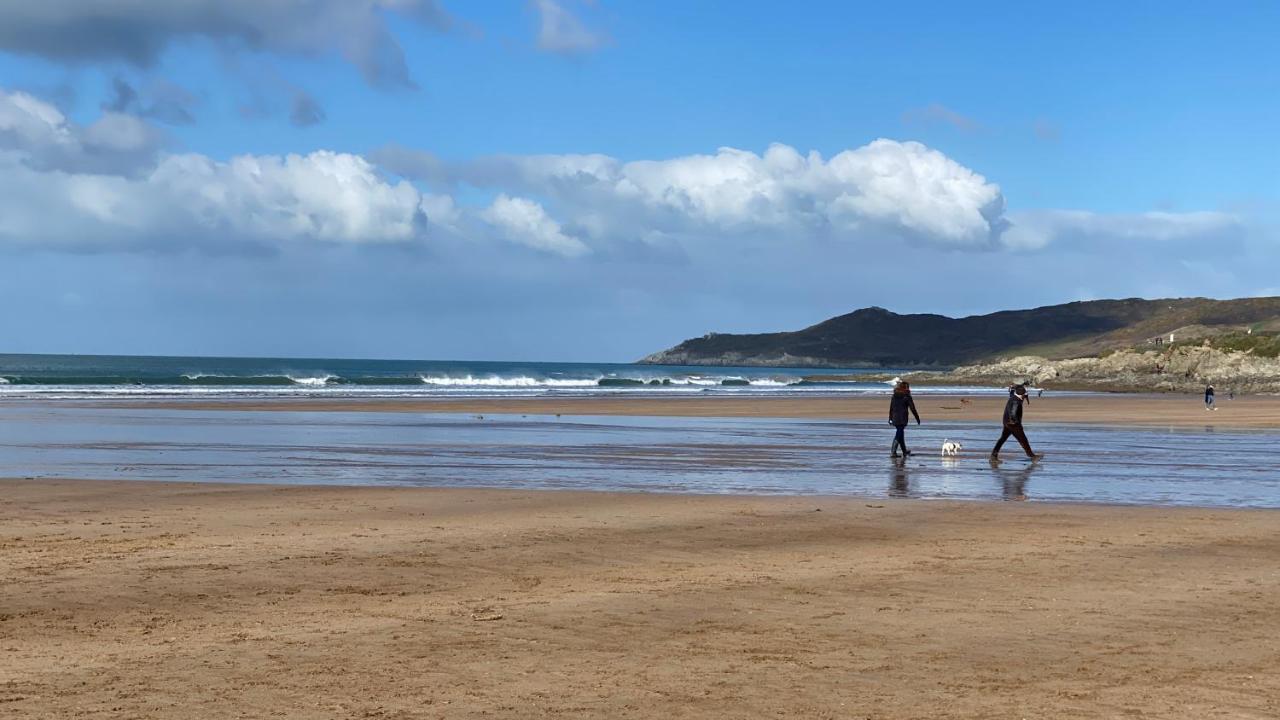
[
  {"x1": 151, "y1": 151, "x2": 426, "y2": 243},
  {"x1": 0, "y1": 0, "x2": 451, "y2": 88},
  {"x1": 0, "y1": 86, "x2": 431, "y2": 250},
  {"x1": 0, "y1": 90, "x2": 1251, "y2": 265},
  {"x1": 533, "y1": 0, "x2": 607, "y2": 55},
  {"x1": 427, "y1": 139, "x2": 1011, "y2": 249},
  {"x1": 0, "y1": 151, "x2": 426, "y2": 250},
  {"x1": 481, "y1": 194, "x2": 590, "y2": 257},
  {"x1": 378, "y1": 140, "x2": 1249, "y2": 260}
]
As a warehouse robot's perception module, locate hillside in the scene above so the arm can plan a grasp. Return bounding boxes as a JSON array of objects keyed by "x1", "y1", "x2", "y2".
[{"x1": 639, "y1": 297, "x2": 1280, "y2": 368}]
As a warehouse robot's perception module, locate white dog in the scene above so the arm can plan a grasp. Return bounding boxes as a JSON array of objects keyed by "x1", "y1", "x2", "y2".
[{"x1": 941, "y1": 439, "x2": 963, "y2": 456}]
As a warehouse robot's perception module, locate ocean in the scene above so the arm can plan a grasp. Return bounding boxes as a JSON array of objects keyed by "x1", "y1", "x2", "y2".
[{"x1": 0, "y1": 353, "x2": 962, "y2": 399}]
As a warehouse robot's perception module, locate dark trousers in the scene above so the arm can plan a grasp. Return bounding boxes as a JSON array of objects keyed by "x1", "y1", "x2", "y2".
[
  {"x1": 891, "y1": 423, "x2": 909, "y2": 456},
  {"x1": 992, "y1": 422, "x2": 1034, "y2": 457}
]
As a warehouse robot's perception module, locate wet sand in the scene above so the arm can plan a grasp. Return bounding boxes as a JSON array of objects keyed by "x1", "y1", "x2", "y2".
[
  {"x1": 127, "y1": 393, "x2": 1280, "y2": 428},
  {"x1": 3, "y1": 479, "x2": 1278, "y2": 719}
]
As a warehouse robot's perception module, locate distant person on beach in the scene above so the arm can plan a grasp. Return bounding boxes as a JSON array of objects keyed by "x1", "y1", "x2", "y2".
[
  {"x1": 888, "y1": 381, "x2": 921, "y2": 458},
  {"x1": 1205, "y1": 384, "x2": 1215, "y2": 410},
  {"x1": 991, "y1": 384, "x2": 1040, "y2": 461}
]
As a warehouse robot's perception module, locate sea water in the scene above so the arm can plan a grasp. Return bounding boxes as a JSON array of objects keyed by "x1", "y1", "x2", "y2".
[
  {"x1": 2, "y1": 404, "x2": 1277, "y2": 509},
  {"x1": 0, "y1": 353, "x2": 979, "y2": 399}
]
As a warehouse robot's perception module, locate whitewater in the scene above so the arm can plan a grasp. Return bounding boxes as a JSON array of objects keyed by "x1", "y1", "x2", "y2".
[{"x1": 0, "y1": 353, "x2": 1013, "y2": 399}]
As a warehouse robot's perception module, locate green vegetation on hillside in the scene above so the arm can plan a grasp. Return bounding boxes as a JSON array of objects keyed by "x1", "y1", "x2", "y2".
[{"x1": 1168, "y1": 332, "x2": 1280, "y2": 358}]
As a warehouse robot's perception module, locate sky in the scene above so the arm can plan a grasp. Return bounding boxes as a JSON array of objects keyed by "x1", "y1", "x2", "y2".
[{"x1": 0, "y1": 1, "x2": 1277, "y2": 361}]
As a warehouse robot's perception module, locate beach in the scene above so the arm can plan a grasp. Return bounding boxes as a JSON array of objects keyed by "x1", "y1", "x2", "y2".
[
  {"x1": 3, "y1": 393, "x2": 1280, "y2": 718},
  {"x1": 2, "y1": 479, "x2": 1278, "y2": 719}
]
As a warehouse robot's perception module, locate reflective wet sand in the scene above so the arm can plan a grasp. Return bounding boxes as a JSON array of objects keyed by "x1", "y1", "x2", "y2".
[{"x1": 3, "y1": 404, "x2": 1277, "y2": 507}]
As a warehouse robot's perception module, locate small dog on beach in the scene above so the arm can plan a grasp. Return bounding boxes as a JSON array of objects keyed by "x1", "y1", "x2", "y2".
[{"x1": 941, "y1": 439, "x2": 963, "y2": 456}]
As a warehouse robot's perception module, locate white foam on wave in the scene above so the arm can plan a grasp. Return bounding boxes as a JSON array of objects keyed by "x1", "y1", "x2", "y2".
[
  {"x1": 0, "y1": 377, "x2": 9, "y2": 384},
  {"x1": 663, "y1": 376, "x2": 718, "y2": 385},
  {"x1": 418, "y1": 374, "x2": 598, "y2": 387},
  {"x1": 289, "y1": 375, "x2": 337, "y2": 386}
]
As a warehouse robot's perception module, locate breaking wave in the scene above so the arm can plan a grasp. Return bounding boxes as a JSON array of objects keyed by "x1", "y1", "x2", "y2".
[
  {"x1": 419, "y1": 375, "x2": 598, "y2": 388},
  {"x1": 0, "y1": 355, "x2": 953, "y2": 399}
]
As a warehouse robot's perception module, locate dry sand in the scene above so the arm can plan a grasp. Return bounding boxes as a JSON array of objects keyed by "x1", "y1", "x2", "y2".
[
  {"x1": 3, "y1": 479, "x2": 1278, "y2": 718},
  {"x1": 129, "y1": 392, "x2": 1280, "y2": 428}
]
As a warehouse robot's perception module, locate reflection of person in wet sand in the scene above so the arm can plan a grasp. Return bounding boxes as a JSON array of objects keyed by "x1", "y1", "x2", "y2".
[
  {"x1": 991, "y1": 461, "x2": 1039, "y2": 501},
  {"x1": 888, "y1": 460, "x2": 910, "y2": 498},
  {"x1": 991, "y1": 384, "x2": 1041, "y2": 461}
]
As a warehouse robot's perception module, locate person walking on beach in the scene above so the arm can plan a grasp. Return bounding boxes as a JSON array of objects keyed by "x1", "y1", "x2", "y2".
[
  {"x1": 888, "y1": 381, "x2": 921, "y2": 458},
  {"x1": 991, "y1": 384, "x2": 1040, "y2": 461},
  {"x1": 1205, "y1": 383, "x2": 1216, "y2": 410}
]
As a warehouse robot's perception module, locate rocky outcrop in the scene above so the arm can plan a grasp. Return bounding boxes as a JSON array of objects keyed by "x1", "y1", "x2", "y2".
[{"x1": 901, "y1": 346, "x2": 1280, "y2": 393}]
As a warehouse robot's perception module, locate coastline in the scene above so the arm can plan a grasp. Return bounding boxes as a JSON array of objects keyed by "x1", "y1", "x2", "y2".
[
  {"x1": 3, "y1": 478, "x2": 1277, "y2": 718},
  {"x1": 109, "y1": 392, "x2": 1280, "y2": 428}
]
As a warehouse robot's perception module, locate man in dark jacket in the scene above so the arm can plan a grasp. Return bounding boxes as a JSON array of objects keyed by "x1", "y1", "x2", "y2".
[
  {"x1": 888, "y1": 381, "x2": 921, "y2": 458},
  {"x1": 991, "y1": 384, "x2": 1040, "y2": 460}
]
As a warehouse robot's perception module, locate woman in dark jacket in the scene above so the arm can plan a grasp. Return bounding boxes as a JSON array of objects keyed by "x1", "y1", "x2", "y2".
[{"x1": 888, "y1": 381, "x2": 921, "y2": 458}]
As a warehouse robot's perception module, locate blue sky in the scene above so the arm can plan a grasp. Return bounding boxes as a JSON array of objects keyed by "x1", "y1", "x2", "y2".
[{"x1": 0, "y1": 1, "x2": 1277, "y2": 360}]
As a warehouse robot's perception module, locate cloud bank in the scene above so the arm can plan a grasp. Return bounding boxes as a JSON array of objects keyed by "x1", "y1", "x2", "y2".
[
  {"x1": 380, "y1": 140, "x2": 1013, "y2": 250},
  {"x1": 0, "y1": 86, "x2": 1246, "y2": 266}
]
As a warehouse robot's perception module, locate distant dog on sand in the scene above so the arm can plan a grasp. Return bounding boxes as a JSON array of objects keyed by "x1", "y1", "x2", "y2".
[{"x1": 941, "y1": 439, "x2": 963, "y2": 456}]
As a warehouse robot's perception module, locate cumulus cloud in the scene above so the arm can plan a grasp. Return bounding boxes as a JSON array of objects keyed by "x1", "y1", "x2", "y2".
[
  {"x1": 533, "y1": 0, "x2": 607, "y2": 55},
  {"x1": 0, "y1": 89, "x2": 427, "y2": 251},
  {"x1": 0, "y1": 0, "x2": 451, "y2": 89},
  {"x1": 481, "y1": 194, "x2": 590, "y2": 257},
  {"x1": 0, "y1": 88, "x2": 596, "y2": 258},
  {"x1": 391, "y1": 139, "x2": 1012, "y2": 249},
  {"x1": 0, "y1": 149, "x2": 427, "y2": 251}
]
